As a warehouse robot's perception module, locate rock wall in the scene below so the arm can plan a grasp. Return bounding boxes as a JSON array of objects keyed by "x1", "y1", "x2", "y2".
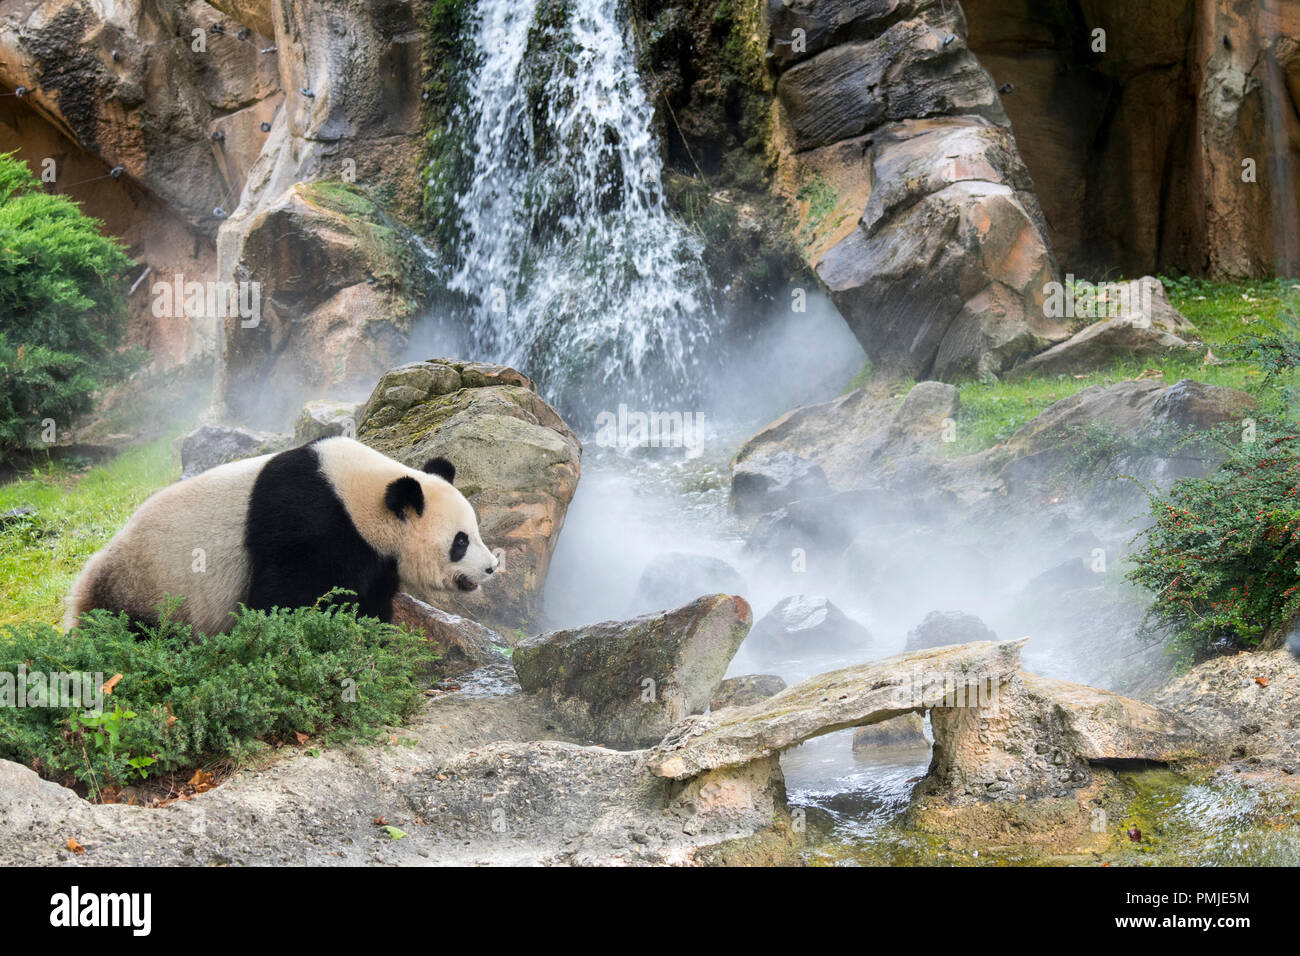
[
  {"x1": 963, "y1": 0, "x2": 1300, "y2": 278},
  {"x1": 0, "y1": 0, "x2": 432, "y2": 415},
  {"x1": 764, "y1": 0, "x2": 1067, "y2": 381}
]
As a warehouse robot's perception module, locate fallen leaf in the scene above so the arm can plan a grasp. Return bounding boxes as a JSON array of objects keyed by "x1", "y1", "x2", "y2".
[
  {"x1": 102, "y1": 673, "x2": 123, "y2": 695},
  {"x1": 381, "y1": 825, "x2": 407, "y2": 841},
  {"x1": 1256, "y1": 676, "x2": 1270, "y2": 687},
  {"x1": 294, "y1": 731, "x2": 309, "y2": 745},
  {"x1": 66, "y1": 837, "x2": 85, "y2": 854},
  {"x1": 188, "y1": 769, "x2": 215, "y2": 793},
  {"x1": 374, "y1": 816, "x2": 388, "y2": 826}
]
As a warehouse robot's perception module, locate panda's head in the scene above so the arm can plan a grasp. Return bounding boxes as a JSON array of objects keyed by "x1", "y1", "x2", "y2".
[{"x1": 379, "y1": 456, "x2": 498, "y2": 597}]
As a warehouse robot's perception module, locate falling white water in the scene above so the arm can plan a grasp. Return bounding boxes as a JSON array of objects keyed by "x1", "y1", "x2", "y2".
[{"x1": 441, "y1": 0, "x2": 716, "y2": 415}]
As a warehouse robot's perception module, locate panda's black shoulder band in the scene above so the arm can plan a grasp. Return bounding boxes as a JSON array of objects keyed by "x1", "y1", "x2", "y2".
[
  {"x1": 423, "y1": 457, "x2": 455, "y2": 484},
  {"x1": 384, "y1": 476, "x2": 425, "y2": 520}
]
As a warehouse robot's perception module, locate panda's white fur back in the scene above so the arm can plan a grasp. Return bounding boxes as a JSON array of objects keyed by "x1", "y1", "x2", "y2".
[
  {"x1": 64, "y1": 437, "x2": 498, "y2": 635},
  {"x1": 63, "y1": 453, "x2": 272, "y2": 635}
]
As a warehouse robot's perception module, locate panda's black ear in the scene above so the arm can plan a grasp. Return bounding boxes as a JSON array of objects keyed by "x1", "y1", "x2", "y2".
[
  {"x1": 423, "y1": 456, "x2": 455, "y2": 484},
  {"x1": 384, "y1": 476, "x2": 425, "y2": 521}
]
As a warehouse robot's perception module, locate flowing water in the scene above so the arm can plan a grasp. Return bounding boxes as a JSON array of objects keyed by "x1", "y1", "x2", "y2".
[
  {"x1": 434, "y1": 0, "x2": 717, "y2": 416},
  {"x1": 427, "y1": 0, "x2": 1300, "y2": 864}
]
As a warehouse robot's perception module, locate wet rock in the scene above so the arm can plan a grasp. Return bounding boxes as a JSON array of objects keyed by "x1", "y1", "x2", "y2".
[
  {"x1": 632, "y1": 553, "x2": 747, "y2": 614},
  {"x1": 711, "y1": 675, "x2": 788, "y2": 711},
  {"x1": 390, "y1": 593, "x2": 509, "y2": 676},
  {"x1": 179, "y1": 424, "x2": 290, "y2": 478},
  {"x1": 512, "y1": 594, "x2": 753, "y2": 750},
  {"x1": 904, "y1": 610, "x2": 997, "y2": 652},
  {"x1": 293, "y1": 400, "x2": 360, "y2": 443},
  {"x1": 742, "y1": 595, "x2": 872, "y2": 662},
  {"x1": 853, "y1": 712, "x2": 929, "y2": 751},
  {"x1": 358, "y1": 359, "x2": 581, "y2": 633},
  {"x1": 730, "y1": 452, "x2": 831, "y2": 517}
]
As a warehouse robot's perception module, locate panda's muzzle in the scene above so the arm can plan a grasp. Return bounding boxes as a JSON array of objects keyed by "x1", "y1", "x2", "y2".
[{"x1": 454, "y1": 573, "x2": 479, "y2": 592}]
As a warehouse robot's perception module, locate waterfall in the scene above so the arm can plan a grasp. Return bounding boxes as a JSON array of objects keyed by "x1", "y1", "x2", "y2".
[{"x1": 434, "y1": 0, "x2": 716, "y2": 418}]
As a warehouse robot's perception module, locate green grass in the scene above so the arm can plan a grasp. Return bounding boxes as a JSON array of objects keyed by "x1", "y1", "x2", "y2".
[
  {"x1": 944, "y1": 279, "x2": 1300, "y2": 454},
  {"x1": 0, "y1": 434, "x2": 180, "y2": 627}
]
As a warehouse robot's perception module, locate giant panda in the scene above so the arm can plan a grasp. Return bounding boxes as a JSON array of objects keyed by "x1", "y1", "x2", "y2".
[{"x1": 63, "y1": 436, "x2": 498, "y2": 635}]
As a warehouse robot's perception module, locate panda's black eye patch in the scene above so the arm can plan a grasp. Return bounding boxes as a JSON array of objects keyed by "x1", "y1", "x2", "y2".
[{"x1": 450, "y1": 531, "x2": 469, "y2": 562}]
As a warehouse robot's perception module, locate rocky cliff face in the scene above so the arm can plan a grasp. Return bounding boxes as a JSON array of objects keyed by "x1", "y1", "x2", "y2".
[
  {"x1": 2, "y1": 0, "x2": 1294, "y2": 411},
  {"x1": 963, "y1": 0, "x2": 1300, "y2": 279},
  {"x1": 1, "y1": 0, "x2": 431, "y2": 410}
]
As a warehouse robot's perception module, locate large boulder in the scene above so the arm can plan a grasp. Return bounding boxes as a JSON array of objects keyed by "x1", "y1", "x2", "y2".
[
  {"x1": 998, "y1": 378, "x2": 1257, "y2": 489},
  {"x1": 179, "y1": 423, "x2": 290, "y2": 478},
  {"x1": 729, "y1": 452, "x2": 830, "y2": 517},
  {"x1": 814, "y1": 120, "x2": 1065, "y2": 381},
  {"x1": 731, "y1": 380, "x2": 958, "y2": 492},
  {"x1": 512, "y1": 594, "x2": 753, "y2": 750},
  {"x1": 357, "y1": 359, "x2": 582, "y2": 633},
  {"x1": 904, "y1": 610, "x2": 997, "y2": 652},
  {"x1": 220, "y1": 182, "x2": 425, "y2": 426},
  {"x1": 775, "y1": 16, "x2": 1006, "y2": 152},
  {"x1": 741, "y1": 595, "x2": 872, "y2": 663},
  {"x1": 631, "y1": 553, "x2": 747, "y2": 614},
  {"x1": 766, "y1": 0, "x2": 1066, "y2": 383},
  {"x1": 1154, "y1": 647, "x2": 1300, "y2": 773}
]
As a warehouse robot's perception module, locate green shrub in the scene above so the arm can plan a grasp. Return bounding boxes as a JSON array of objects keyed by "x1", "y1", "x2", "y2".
[
  {"x1": 1128, "y1": 418, "x2": 1300, "y2": 663},
  {"x1": 0, "y1": 151, "x2": 136, "y2": 455},
  {"x1": 0, "y1": 597, "x2": 437, "y2": 797}
]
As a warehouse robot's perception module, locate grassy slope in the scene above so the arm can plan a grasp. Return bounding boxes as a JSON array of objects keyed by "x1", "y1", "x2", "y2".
[
  {"x1": 0, "y1": 435, "x2": 181, "y2": 627},
  {"x1": 947, "y1": 278, "x2": 1300, "y2": 453}
]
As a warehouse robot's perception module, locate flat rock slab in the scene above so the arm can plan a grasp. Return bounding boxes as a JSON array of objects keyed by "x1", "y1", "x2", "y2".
[
  {"x1": 1005, "y1": 318, "x2": 1196, "y2": 380},
  {"x1": 1021, "y1": 673, "x2": 1200, "y2": 763},
  {"x1": 649, "y1": 639, "x2": 1026, "y2": 779},
  {"x1": 513, "y1": 594, "x2": 753, "y2": 749}
]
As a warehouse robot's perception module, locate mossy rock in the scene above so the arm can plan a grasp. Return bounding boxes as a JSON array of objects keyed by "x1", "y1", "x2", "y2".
[{"x1": 357, "y1": 359, "x2": 581, "y2": 632}]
